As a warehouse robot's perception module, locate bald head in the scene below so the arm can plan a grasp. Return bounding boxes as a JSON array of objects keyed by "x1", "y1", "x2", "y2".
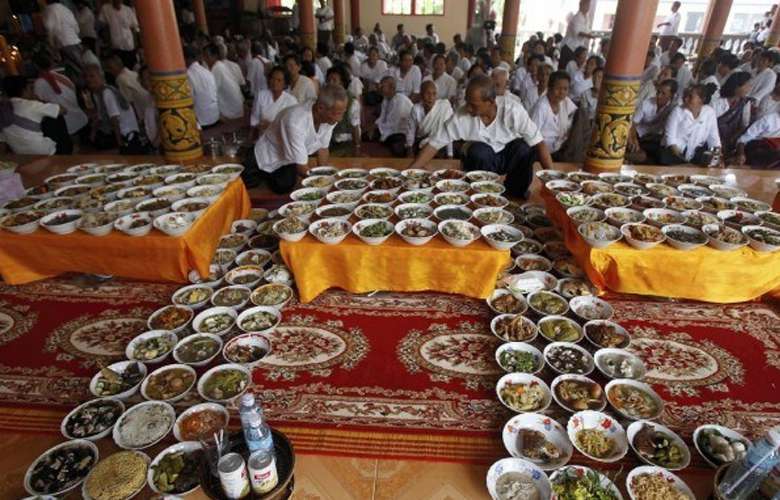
[
  {"x1": 421, "y1": 80, "x2": 438, "y2": 108},
  {"x1": 491, "y1": 67, "x2": 509, "y2": 95}
]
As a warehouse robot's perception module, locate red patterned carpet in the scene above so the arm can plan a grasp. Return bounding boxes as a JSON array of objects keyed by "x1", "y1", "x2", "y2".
[{"x1": 0, "y1": 276, "x2": 778, "y2": 464}]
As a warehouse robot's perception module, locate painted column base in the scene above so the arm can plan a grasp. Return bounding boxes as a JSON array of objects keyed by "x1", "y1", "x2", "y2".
[
  {"x1": 150, "y1": 71, "x2": 203, "y2": 162},
  {"x1": 584, "y1": 77, "x2": 640, "y2": 173},
  {"x1": 301, "y1": 33, "x2": 316, "y2": 52},
  {"x1": 499, "y1": 34, "x2": 516, "y2": 65}
]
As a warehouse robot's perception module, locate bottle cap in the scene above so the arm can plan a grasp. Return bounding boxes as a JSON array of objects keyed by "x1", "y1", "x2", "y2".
[
  {"x1": 768, "y1": 427, "x2": 780, "y2": 446},
  {"x1": 240, "y1": 393, "x2": 255, "y2": 406}
]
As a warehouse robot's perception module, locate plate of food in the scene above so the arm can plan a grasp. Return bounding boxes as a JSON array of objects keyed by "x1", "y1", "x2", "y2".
[
  {"x1": 148, "y1": 305, "x2": 193, "y2": 334},
  {"x1": 172, "y1": 333, "x2": 222, "y2": 367},
  {"x1": 631, "y1": 172, "x2": 661, "y2": 186},
  {"x1": 126, "y1": 330, "x2": 178, "y2": 364},
  {"x1": 496, "y1": 373, "x2": 552, "y2": 413},
  {"x1": 434, "y1": 192, "x2": 470, "y2": 206},
  {"x1": 353, "y1": 218, "x2": 395, "y2": 245},
  {"x1": 646, "y1": 183, "x2": 679, "y2": 199},
  {"x1": 614, "y1": 182, "x2": 648, "y2": 198},
  {"x1": 153, "y1": 212, "x2": 195, "y2": 237},
  {"x1": 527, "y1": 290, "x2": 569, "y2": 316},
  {"x1": 568, "y1": 170, "x2": 599, "y2": 183},
  {"x1": 148, "y1": 441, "x2": 204, "y2": 496},
  {"x1": 643, "y1": 208, "x2": 686, "y2": 228},
  {"x1": 605, "y1": 379, "x2": 664, "y2": 420},
  {"x1": 546, "y1": 179, "x2": 581, "y2": 194},
  {"x1": 620, "y1": 223, "x2": 665, "y2": 250},
  {"x1": 626, "y1": 466, "x2": 694, "y2": 500},
  {"x1": 487, "y1": 289, "x2": 528, "y2": 315},
  {"x1": 627, "y1": 421, "x2": 690, "y2": 471},
  {"x1": 550, "y1": 465, "x2": 623, "y2": 500},
  {"x1": 113, "y1": 400, "x2": 176, "y2": 450},
  {"x1": 370, "y1": 176, "x2": 404, "y2": 192},
  {"x1": 594, "y1": 348, "x2": 646, "y2": 380},
  {"x1": 590, "y1": 192, "x2": 630, "y2": 210},
  {"x1": 354, "y1": 203, "x2": 394, "y2": 220},
  {"x1": 135, "y1": 197, "x2": 172, "y2": 218},
  {"x1": 584, "y1": 320, "x2": 630, "y2": 349},
  {"x1": 663, "y1": 196, "x2": 702, "y2": 212},
  {"x1": 709, "y1": 184, "x2": 745, "y2": 199},
  {"x1": 742, "y1": 225, "x2": 780, "y2": 252},
  {"x1": 661, "y1": 224, "x2": 707, "y2": 250},
  {"x1": 237, "y1": 305, "x2": 281, "y2": 334},
  {"x1": 578, "y1": 221, "x2": 621, "y2": 248},
  {"x1": 551, "y1": 374, "x2": 606, "y2": 412},
  {"x1": 631, "y1": 195, "x2": 665, "y2": 211},
  {"x1": 309, "y1": 218, "x2": 351, "y2": 245},
  {"x1": 481, "y1": 224, "x2": 524, "y2": 250},
  {"x1": 466, "y1": 170, "x2": 500, "y2": 183},
  {"x1": 395, "y1": 218, "x2": 438, "y2": 246},
  {"x1": 173, "y1": 402, "x2": 229, "y2": 442},
  {"x1": 24, "y1": 439, "x2": 98, "y2": 497},
  {"x1": 471, "y1": 180, "x2": 505, "y2": 195},
  {"x1": 141, "y1": 364, "x2": 197, "y2": 403},
  {"x1": 222, "y1": 333, "x2": 271, "y2": 367},
  {"x1": 697, "y1": 196, "x2": 735, "y2": 214},
  {"x1": 491, "y1": 314, "x2": 538, "y2": 343},
  {"x1": 556, "y1": 191, "x2": 591, "y2": 209},
  {"x1": 717, "y1": 209, "x2": 760, "y2": 229},
  {"x1": 434, "y1": 204, "x2": 473, "y2": 222},
  {"x1": 756, "y1": 210, "x2": 780, "y2": 230},
  {"x1": 501, "y1": 271, "x2": 558, "y2": 296},
  {"x1": 61, "y1": 398, "x2": 125, "y2": 441},
  {"x1": 89, "y1": 360, "x2": 147, "y2": 400},
  {"x1": 193, "y1": 306, "x2": 237, "y2": 337},
  {"x1": 495, "y1": 342, "x2": 544, "y2": 374},
  {"x1": 693, "y1": 425, "x2": 750, "y2": 468},
  {"x1": 556, "y1": 278, "x2": 595, "y2": 299},
  {"x1": 502, "y1": 413, "x2": 573, "y2": 471},
  {"x1": 225, "y1": 265, "x2": 264, "y2": 288},
  {"x1": 569, "y1": 296, "x2": 614, "y2": 322},
  {"x1": 251, "y1": 283, "x2": 293, "y2": 309},
  {"x1": 362, "y1": 189, "x2": 395, "y2": 205},
  {"x1": 580, "y1": 180, "x2": 614, "y2": 196},
  {"x1": 471, "y1": 193, "x2": 510, "y2": 209},
  {"x1": 235, "y1": 249, "x2": 272, "y2": 268},
  {"x1": 197, "y1": 363, "x2": 251, "y2": 403},
  {"x1": 438, "y1": 219, "x2": 480, "y2": 247},
  {"x1": 537, "y1": 315, "x2": 583, "y2": 343},
  {"x1": 677, "y1": 183, "x2": 712, "y2": 199},
  {"x1": 567, "y1": 205, "x2": 606, "y2": 224},
  {"x1": 436, "y1": 179, "x2": 470, "y2": 193},
  {"x1": 567, "y1": 410, "x2": 628, "y2": 463},
  {"x1": 511, "y1": 238, "x2": 543, "y2": 255},
  {"x1": 544, "y1": 342, "x2": 594, "y2": 375}
]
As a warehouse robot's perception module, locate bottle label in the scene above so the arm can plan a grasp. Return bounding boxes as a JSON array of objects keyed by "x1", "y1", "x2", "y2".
[{"x1": 250, "y1": 458, "x2": 279, "y2": 494}]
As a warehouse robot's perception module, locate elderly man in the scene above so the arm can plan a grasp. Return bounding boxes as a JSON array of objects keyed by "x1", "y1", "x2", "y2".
[
  {"x1": 242, "y1": 84, "x2": 348, "y2": 193},
  {"x1": 203, "y1": 44, "x2": 245, "y2": 120},
  {"x1": 491, "y1": 67, "x2": 522, "y2": 108},
  {"x1": 406, "y1": 80, "x2": 454, "y2": 157},
  {"x1": 408, "y1": 75, "x2": 554, "y2": 197},
  {"x1": 374, "y1": 76, "x2": 413, "y2": 157}
]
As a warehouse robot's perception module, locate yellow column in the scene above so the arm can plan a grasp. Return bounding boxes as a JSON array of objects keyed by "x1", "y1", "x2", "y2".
[
  {"x1": 300, "y1": 0, "x2": 316, "y2": 52},
  {"x1": 334, "y1": 0, "x2": 346, "y2": 45},
  {"x1": 499, "y1": 0, "x2": 520, "y2": 64}
]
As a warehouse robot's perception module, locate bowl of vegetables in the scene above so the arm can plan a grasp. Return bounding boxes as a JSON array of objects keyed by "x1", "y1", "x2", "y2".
[
  {"x1": 693, "y1": 425, "x2": 750, "y2": 468},
  {"x1": 438, "y1": 220, "x2": 480, "y2": 247},
  {"x1": 222, "y1": 333, "x2": 271, "y2": 368},
  {"x1": 89, "y1": 360, "x2": 147, "y2": 400},
  {"x1": 272, "y1": 217, "x2": 308, "y2": 242},
  {"x1": 141, "y1": 364, "x2": 197, "y2": 403},
  {"x1": 192, "y1": 306, "x2": 237, "y2": 337},
  {"x1": 309, "y1": 218, "x2": 351, "y2": 245},
  {"x1": 125, "y1": 330, "x2": 178, "y2": 364},
  {"x1": 236, "y1": 305, "x2": 281, "y2": 334},
  {"x1": 481, "y1": 224, "x2": 524, "y2": 250},
  {"x1": 549, "y1": 465, "x2": 623, "y2": 500},
  {"x1": 352, "y1": 218, "x2": 395, "y2": 245},
  {"x1": 490, "y1": 314, "x2": 538, "y2": 343},
  {"x1": 172, "y1": 333, "x2": 223, "y2": 367},
  {"x1": 627, "y1": 420, "x2": 690, "y2": 471},
  {"x1": 496, "y1": 372, "x2": 552, "y2": 413},
  {"x1": 147, "y1": 441, "x2": 204, "y2": 496},
  {"x1": 537, "y1": 316, "x2": 583, "y2": 343},
  {"x1": 594, "y1": 348, "x2": 646, "y2": 380},
  {"x1": 495, "y1": 342, "x2": 544, "y2": 374},
  {"x1": 197, "y1": 363, "x2": 251, "y2": 403},
  {"x1": 742, "y1": 225, "x2": 780, "y2": 252},
  {"x1": 395, "y1": 218, "x2": 438, "y2": 246}
]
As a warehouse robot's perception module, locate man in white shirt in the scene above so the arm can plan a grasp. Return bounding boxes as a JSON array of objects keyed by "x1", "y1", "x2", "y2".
[
  {"x1": 353, "y1": 27, "x2": 369, "y2": 53},
  {"x1": 84, "y1": 64, "x2": 144, "y2": 154},
  {"x1": 659, "y1": 36, "x2": 683, "y2": 67},
  {"x1": 247, "y1": 41, "x2": 267, "y2": 97},
  {"x1": 43, "y1": 0, "x2": 83, "y2": 73},
  {"x1": 628, "y1": 79, "x2": 678, "y2": 163},
  {"x1": 360, "y1": 47, "x2": 389, "y2": 87},
  {"x1": 660, "y1": 84, "x2": 721, "y2": 165},
  {"x1": 373, "y1": 76, "x2": 413, "y2": 157},
  {"x1": 406, "y1": 80, "x2": 453, "y2": 157},
  {"x1": 748, "y1": 51, "x2": 778, "y2": 103},
  {"x1": 424, "y1": 55, "x2": 457, "y2": 103},
  {"x1": 657, "y1": 1, "x2": 682, "y2": 50},
  {"x1": 491, "y1": 67, "x2": 522, "y2": 108},
  {"x1": 343, "y1": 42, "x2": 361, "y2": 79},
  {"x1": 316, "y1": 43, "x2": 334, "y2": 79},
  {"x1": 424, "y1": 24, "x2": 439, "y2": 45},
  {"x1": 392, "y1": 24, "x2": 409, "y2": 51},
  {"x1": 446, "y1": 53, "x2": 465, "y2": 83},
  {"x1": 76, "y1": 1, "x2": 96, "y2": 51},
  {"x1": 0, "y1": 75, "x2": 67, "y2": 155},
  {"x1": 409, "y1": 75, "x2": 555, "y2": 198},
  {"x1": 105, "y1": 54, "x2": 152, "y2": 125},
  {"x1": 243, "y1": 84, "x2": 347, "y2": 193},
  {"x1": 389, "y1": 50, "x2": 422, "y2": 101},
  {"x1": 184, "y1": 46, "x2": 219, "y2": 128},
  {"x1": 316, "y1": 0, "x2": 334, "y2": 47},
  {"x1": 736, "y1": 111, "x2": 780, "y2": 168},
  {"x1": 98, "y1": 0, "x2": 139, "y2": 69},
  {"x1": 203, "y1": 44, "x2": 245, "y2": 120},
  {"x1": 284, "y1": 54, "x2": 318, "y2": 105},
  {"x1": 560, "y1": 0, "x2": 593, "y2": 71},
  {"x1": 32, "y1": 52, "x2": 88, "y2": 138}
]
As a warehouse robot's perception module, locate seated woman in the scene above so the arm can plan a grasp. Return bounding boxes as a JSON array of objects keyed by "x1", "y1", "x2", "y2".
[
  {"x1": 405, "y1": 80, "x2": 454, "y2": 157},
  {"x1": 627, "y1": 78, "x2": 678, "y2": 163},
  {"x1": 570, "y1": 55, "x2": 602, "y2": 104},
  {"x1": 756, "y1": 79, "x2": 780, "y2": 120},
  {"x1": 530, "y1": 70, "x2": 577, "y2": 160},
  {"x1": 710, "y1": 71, "x2": 752, "y2": 157},
  {"x1": 0, "y1": 75, "x2": 70, "y2": 155},
  {"x1": 249, "y1": 66, "x2": 297, "y2": 140},
  {"x1": 83, "y1": 64, "x2": 144, "y2": 154},
  {"x1": 735, "y1": 111, "x2": 780, "y2": 168},
  {"x1": 659, "y1": 84, "x2": 721, "y2": 166},
  {"x1": 326, "y1": 64, "x2": 362, "y2": 152},
  {"x1": 565, "y1": 46, "x2": 588, "y2": 81},
  {"x1": 561, "y1": 67, "x2": 603, "y2": 162}
]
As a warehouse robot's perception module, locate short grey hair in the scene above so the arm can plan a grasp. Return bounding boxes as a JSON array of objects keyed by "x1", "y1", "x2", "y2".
[
  {"x1": 491, "y1": 67, "x2": 509, "y2": 78},
  {"x1": 466, "y1": 74, "x2": 496, "y2": 102},
  {"x1": 317, "y1": 83, "x2": 348, "y2": 108},
  {"x1": 380, "y1": 75, "x2": 396, "y2": 88}
]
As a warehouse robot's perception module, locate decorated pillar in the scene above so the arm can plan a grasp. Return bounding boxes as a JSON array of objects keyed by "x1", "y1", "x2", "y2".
[
  {"x1": 334, "y1": 0, "x2": 345, "y2": 45},
  {"x1": 300, "y1": 0, "x2": 316, "y2": 52},
  {"x1": 585, "y1": 0, "x2": 659, "y2": 172},
  {"x1": 350, "y1": 0, "x2": 360, "y2": 34},
  {"x1": 192, "y1": 0, "x2": 208, "y2": 35},
  {"x1": 136, "y1": 0, "x2": 203, "y2": 162},
  {"x1": 767, "y1": 5, "x2": 780, "y2": 47},
  {"x1": 499, "y1": 0, "x2": 520, "y2": 64},
  {"x1": 467, "y1": 0, "x2": 476, "y2": 32},
  {"x1": 697, "y1": 0, "x2": 733, "y2": 70}
]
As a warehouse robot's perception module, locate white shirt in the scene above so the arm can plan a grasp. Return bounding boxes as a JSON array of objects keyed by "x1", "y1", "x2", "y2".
[
  {"x1": 389, "y1": 65, "x2": 422, "y2": 97},
  {"x1": 77, "y1": 6, "x2": 96, "y2": 39},
  {"x1": 34, "y1": 75, "x2": 88, "y2": 135},
  {"x1": 290, "y1": 74, "x2": 318, "y2": 105},
  {"x1": 633, "y1": 97, "x2": 671, "y2": 138},
  {"x1": 659, "y1": 51, "x2": 673, "y2": 67},
  {"x1": 659, "y1": 11, "x2": 681, "y2": 36},
  {"x1": 250, "y1": 89, "x2": 297, "y2": 128},
  {"x1": 377, "y1": 93, "x2": 413, "y2": 141},
  {"x1": 749, "y1": 68, "x2": 777, "y2": 102},
  {"x1": 406, "y1": 100, "x2": 454, "y2": 154},
  {"x1": 354, "y1": 35, "x2": 369, "y2": 53},
  {"x1": 98, "y1": 3, "x2": 138, "y2": 51},
  {"x1": 247, "y1": 56, "x2": 267, "y2": 95},
  {"x1": 346, "y1": 54, "x2": 361, "y2": 79},
  {"x1": 334, "y1": 98, "x2": 361, "y2": 142},
  {"x1": 115, "y1": 68, "x2": 150, "y2": 121},
  {"x1": 211, "y1": 60, "x2": 245, "y2": 120},
  {"x1": 0, "y1": 98, "x2": 59, "y2": 155},
  {"x1": 43, "y1": 3, "x2": 81, "y2": 48},
  {"x1": 424, "y1": 72, "x2": 457, "y2": 101},
  {"x1": 458, "y1": 57, "x2": 472, "y2": 74},
  {"x1": 450, "y1": 66, "x2": 465, "y2": 83},
  {"x1": 429, "y1": 97, "x2": 544, "y2": 153},
  {"x1": 187, "y1": 61, "x2": 219, "y2": 127},
  {"x1": 738, "y1": 112, "x2": 780, "y2": 143},
  {"x1": 518, "y1": 72, "x2": 540, "y2": 111},
  {"x1": 664, "y1": 105, "x2": 721, "y2": 161},
  {"x1": 316, "y1": 5, "x2": 334, "y2": 31},
  {"x1": 565, "y1": 60, "x2": 581, "y2": 80},
  {"x1": 360, "y1": 60, "x2": 388, "y2": 83},
  {"x1": 700, "y1": 74, "x2": 721, "y2": 100},
  {"x1": 143, "y1": 95, "x2": 159, "y2": 147},
  {"x1": 710, "y1": 97, "x2": 751, "y2": 128},
  {"x1": 424, "y1": 33, "x2": 440, "y2": 45},
  {"x1": 253, "y1": 104, "x2": 336, "y2": 173},
  {"x1": 101, "y1": 87, "x2": 140, "y2": 136},
  {"x1": 348, "y1": 76, "x2": 363, "y2": 98},
  {"x1": 675, "y1": 65, "x2": 693, "y2": 101},
  {"x1": 756, "y1": 94, "x2": 780, "y2": 120},
  {"x1": 224, "y1": 59, "x2": 246, "y2": 87},
  {"x1": 570, "y1": 72, "x2": 592, "y2": 103},
  {"x1": 563, "y1": 12, "x2": 589, "y2": 51},
  {"x1": 530, "y1": 95, "x2": 578, "y2": 153},
  {"x1": 317, "y1": 56, "x2": 333, "y2": 77}
]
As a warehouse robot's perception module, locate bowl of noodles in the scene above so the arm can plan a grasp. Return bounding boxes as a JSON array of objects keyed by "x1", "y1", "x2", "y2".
[{"x1": 566, "y1": 410, "x2": 628, "y2": 463}]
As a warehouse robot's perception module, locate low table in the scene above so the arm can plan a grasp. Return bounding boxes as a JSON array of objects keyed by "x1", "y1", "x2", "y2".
[
  {"x1": 0, "y1": 179, "x2": 251, "y2": 285},
  {"x1": 280, "y1": 235, "x2": 510, "y2": 303},
  {"x1": 540, "y1": 187, "x2": 780, "y2": 303}
]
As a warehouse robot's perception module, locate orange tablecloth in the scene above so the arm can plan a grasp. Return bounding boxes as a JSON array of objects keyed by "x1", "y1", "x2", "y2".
[
  {"x1": 280, "y1": 235, "x2": 510, "y2": 303},
  {"x1": 540, "y1": 188, "x2": 780, "y2": 303},
  {"x1": 0, "y1": 180, "x2": 251, "y2": 285}
]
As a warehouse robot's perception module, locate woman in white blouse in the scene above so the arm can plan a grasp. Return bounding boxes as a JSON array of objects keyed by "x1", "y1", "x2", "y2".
[
  {"x1": 530, "y1": 70, "x2": 578, "y2": 159},
  {"x1": 660, "y1": 84, "x2": 722, "y2": 165},
  {"x1": 710, "y1": 72, "x2": 752, "y2": 157},
  {"x1": 250, "y1": 66, "x2": 297, "y2": 140},
  {"x1": 570, "y1": 55, "x2": 602, "y2": 104}
]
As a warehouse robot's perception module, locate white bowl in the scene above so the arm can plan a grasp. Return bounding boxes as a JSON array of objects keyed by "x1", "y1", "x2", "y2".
[
  {"x1": 147, "y1": 305, "x2": 194, "y2": 335},
  {"x1": 692, "y1": 424, "x2": 751, "y2": 468},
  {"x1": 0, "y1": 210, "x2": 44, "y2": 234},
  {"x1": 742, "y1": 225, "x2": 780, "y2": 252},
  {"x1": 24, "y1": 439, "x2": 99, "y2": 497},
  {"x1": 290, "y1": 187, "x2": 326, "y2": 205},
  {"x1": 165, "y1": 173, "x2": 197, "y2": 188},
  {"x1": 147, "y1": 440, "x2": 205, "y2": 495},
  {"x1": 235, "y1": 249, "x2": 272, "y2": 268},
  {"x1": 141, "y1": 363, "x2": 197, "y2": 403},
  {"x1": 68, "y1": 162, "x2": 99, "y2": 174},
  {"x1": 186, "y1": 183, "x2": 226, "y2": 202},
  {"x1": 395, "y1": 218, "x2": 438, "y2": 246},
  {"x1": 222, "y1": 332, "x2": 271, "y2": 367},
  {"x1": 150, "y1": 164, "x2": 182, "y2": 176},
  {"x1": 193, "y1": 306, "x2": 237, "y2": 336},
  {"x1": 278, "y1": 201, "x2": 318, "y2": 222},
  {"x1": 438, "y1": 219, "x2": 480, "y2": 247},
  {"x1": 544, "y1": 342, "x2": 594, "y2": 375},
  {"x1": 567, "y1": 410, "x2": 629, "y2": 463},
  {"x1": 470, "y1": 181, "x2": 506, "y2": 195},
  {"x1": 173, "y1": 333, "x2": 223, "y2": 367},
  {"x1": 309, "y1": 166, "x2": 338, "y2": 176},
  {"x1": 44, "y1": 172, "x2": 79, "y2": 186},
  {"x1": 398, "y1": 190, "x2": 434, "y2": 205},
  {"x1": 117, "y1": 186, "x2": 152, "y2": 202},
  {"x1": 315, "y1": 203, "x2": 353, "y2": 220},
  {"x1": 188, "y1": 265, "x2": 225, "y2": 288},
  {"x1": 551, "y1": 374, "x2": 607, "y2": 413},
  {"x1": 370, "y1": 167, "x2": 402, "y2": 177},
  {"x1": 465, "y1": 170, "x2": 500, "y2": 182},
  {"x1": 485, "y1": 458, "x2": 551, "y2": 500},
  {"x1": 718, "y1": 209, "x2": 761, "y2": 229},
  {"x1": 731, "y1": 196, "x2": 771, "y2": 213},
  {"x1": 583, "y1": 320, "x2": 630, "y2": 349},
  {"x1": 78, "y1": 213, "x2": 117, "y2": 236},
  {"x1": 550, "y1": 466, "x2": 624, "y2": 500},
  {"x1": 495, "y1": 342, "x2": 544, "y2": 374},
  {"x1": 39, "y1": 209, "x2": 83, "y2": 235},
  {"x1": 236, "y1": 305, "x2": 281, "y2": 334},
  {"x1": 471, "y1": 193, "x2": 509, "y2": 209},
  {"x1": 710, "y1": 184, "x2": 746, "y2": 199},
  {"x1": 336, "y1": 167, "x2": 369, "y2": 178},
  {"x1": 481, "y1": 224, "x2": 524, "y2": 250},
  {"x1": 643, "y1": 208, "x2": 686, "y2": 228},
  {"x1": 569, "y1": 295, "x2": 614, "y2": 322},
  {"x1": 211, "y1": 162, "x2": 244, "y2": 180},
  {"x1": 594, "y1": 348, "x2": 647, "y2": 380},
  {"x1": 352, "y1": 218, "x2": 395, "y2": 245},
  {"x1": 153, "y1": 212, "x2": 195, "y2": 237},
  {"x1": 197, "y1": 363, "x2": 252, "y2": 403},
  {"x1": 578, "y1": 221, "x2": 621, "y2": 248},
  {"x1": 362, "y1": 189, "x2": 395, "y2": 205},
  {"x1": 435, "y1": 179, "x2": 470, "y2": 193},
  {"x1": 566, "y1": 205, "x2": 606, "y2": 224},
  {"x1": 473, "y1": 207, "x2": 514, "y2": 226},
  {"x1": 224, "y1": 265, "x2": 264, "y2": 288},
  {"x1": 625, "y1": 466, "x2": 695, "y2": 500},
  {"x1": 487, "y1": 288, "x2": 529, "y2": 315},
  {"x1": 172, "y1": 284, "x2": 213, "y2": 310},
  {"x1": 433, "y1": 204, "x2": 473, "y2": 222},
  {"x1": 250, "y1": 283, "x2": 294, "y2": 309},
  {"x1": 537, "y1": 315, "x2": 584, "y2": 343},
  {"x1": 171, "y1": 197, "x2": 212, "y2": 218},
  {"x1": 126, "y1": 330, "x2": 178, "y2": 364},
  {"x1": 115, "y1": 212, "x2": 153, "y2": 236},
  {"x1": 581, "y1": 180, "x2": 615, "y2": 195},
  {"x1": 135, "y1": 197, "x2": 172, "y2": 218},
  {"x1": 501, "y1": 271, "x2": 558, "y2": 295},
  {"x1": 626, "y1": 420, "x2": 691, "y2": 471},
  {"x1": 309, "y1": 218, "x2": 351, "y2": 245},
  {"x1": 605, "y1": 379, "x2": 664, "y2": 420},
  {"x1": 210, "y1": 284, "x2": 252, "y2": 310},
  {"x1": 546, "y1": 179, "x2": 581, "y2": 193},
  {"x1": 620, "y1": 223, "x2": 665, "y2": 250},
  {"x1": 271, "y1": 218, "x2": 307, "y2": 242},
  {"x1": 434, "y1": 192, "x2": 470, "y2": 207},
  {"x1": 173, "y1": 402, "x2": 229, "y2": 441},
  {"x1": 113, "y1": 401, "x2": 176, "y2": 450},
  {"x1": 196, "y1": 173, "x2": 230, "y2": 187},
  {"x1": 103, "y1": 199, "x2": 136, "y2": 217},
  {"x1": 395, "y1": 203, "x2": 433, "y2": 220},
  {"x1": 661, "y1": 224, "x2": 707, "y2": 250},
  {"x1": 354, "y1": 203, "x2": 394, "y2": 220},
  {"x1": 605, "y1": 207, "x2": 646, "y2": 227},
  {"x1": 89, "y1": 360, "x2": 147, "y2": 400},
  {"x1": 302, "y1": 174, "x2": 336, "y2": 189},
  {"x1": 61, "y1": 398, "x2": 125, "y2": 441},
  {"x1": 496, "y1": 372, "x2": 552, "y2": 413},
  {"x1": 324, "y1": 190, "x2": 362, "y2": 208},
  {"x1": 490, "y1": 313, "x2": 538, "y2": 343},
  {"x1": 334, "y1": 178, "x2": 369, "y2": 193},
  {"x1": 527, "y1": 290, "x2": 569, "y2": 317},
  {"x1": 55, "y1": 183, "x2": 92, "y2": 198},
  {"x1": 501, "y1": 413, "x2": 573, "y2": 471}
]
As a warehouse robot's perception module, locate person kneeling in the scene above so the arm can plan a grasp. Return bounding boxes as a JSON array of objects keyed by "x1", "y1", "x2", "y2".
[
  {"x1": 658, "y1": 84, "x2": 721, "y2": 166},
  {"x1": 735, "y1": 111, "x2": 780, "y2": 169},
  {"x1": 242, "y1": 84, "x2": 348, "y2": 194},
  {"x1": 407, "y1": 75, "x2": 554, "y2": 198}
]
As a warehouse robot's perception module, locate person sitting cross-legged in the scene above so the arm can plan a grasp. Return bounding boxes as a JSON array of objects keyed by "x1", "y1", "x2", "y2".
[
  {"x1": 372, "y1": 75, "x2": 413, "y2": 157},
  {"x1": 405, "y1": 80, "x2": 454, "y2": 157}
]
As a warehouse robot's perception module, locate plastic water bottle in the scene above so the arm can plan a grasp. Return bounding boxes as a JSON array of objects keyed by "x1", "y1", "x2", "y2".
[
  {"x1": 239, "y1": 394, "x2": 273, "y2": 453},
  {"x1": 718, "y1": 427, "x2": 780, "y2": 500}
]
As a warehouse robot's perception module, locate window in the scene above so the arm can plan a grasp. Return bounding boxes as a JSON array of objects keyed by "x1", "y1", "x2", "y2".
[
  {"x1": 684, "y1": 12, "x2": 704, "y2": 33},
  {"x1": 382, "y1": 0, "x2": 445, "y2": 16}
]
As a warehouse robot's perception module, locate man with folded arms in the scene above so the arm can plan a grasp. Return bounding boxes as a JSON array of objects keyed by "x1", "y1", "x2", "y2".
[{"x1": 407, "y1": 75, "x2": 554, "y2": 198}]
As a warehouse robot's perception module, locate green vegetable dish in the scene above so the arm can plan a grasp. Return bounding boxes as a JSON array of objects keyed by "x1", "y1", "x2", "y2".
[
  {"x1": 152, "y1": 449, "x2": 203, "y2": 494},
  {"x1": 202, "y1": 369, "x2": 248, "y2": 400},
  {"x1": 498, "y1": 350, "x2": 539, "y2": 373},
  {"x1": 551, "y1": 467, "x2": 620, "y2": 500}
]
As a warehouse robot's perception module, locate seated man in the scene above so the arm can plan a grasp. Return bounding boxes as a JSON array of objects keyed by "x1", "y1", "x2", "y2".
[
  {"x1": 627, "y1": 78, "x2": 678, "y2": 163},
  {"x1": 203, "y1": 44, "x2": 245, "y2": 120},
  {"x1": 242, "y1": 84, "x2": 348, "y2": 194},
  {"x1": 388, "y1": 49, "x2": 422, "y2": 101},
  {"x1": 491, "y1": 67, "x2": 522, "y2": 107},
  {"x1": 0, "y1": 75, "x2": 70, "y2": 155},
  {"x1": 407, "y1": 75, "x2": 554, "y2": 198},
  {"x1": 405, "y1": 80, "x2": 454, "y2": 157},
  {"x1": 374, "y1": 76, "x2": 413, "y2": 157},
  {"x1": 83, "y1": 64, "x2": 144, "y2": 154},
  {"x1": 736, "y1": 111, "x2": 780, "y2": 168}
]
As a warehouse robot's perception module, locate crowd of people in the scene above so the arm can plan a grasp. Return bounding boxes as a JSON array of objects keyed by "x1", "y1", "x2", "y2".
[{"x1": 1, "y1": 0, "x2": 779, "y2": 195}]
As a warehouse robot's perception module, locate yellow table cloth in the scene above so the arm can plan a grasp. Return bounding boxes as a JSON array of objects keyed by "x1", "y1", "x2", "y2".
[
  {"x1": 280, "y1": 234, "x2": 510, "y2": 303},
  {"x1": 540, "y1": 188, "x2": 780, "y2": 303},
  {"x1": 0, "y1": 179, "x2": 251, "y2": 285}
]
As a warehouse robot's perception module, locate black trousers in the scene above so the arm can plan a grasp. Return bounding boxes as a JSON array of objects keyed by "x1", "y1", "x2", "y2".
[
  {"x1": 657, "y1": 145, "x2": 708, "y2": 166},
  {"x1": 115, "y1": 49, "x2": 137, "y2": 70},
  {"x1": 41, "y1": 115, "x2": 73, "y2": 155},
  {"x1": 384, "y1": 133, "x2": 407, "y2": 157},
  {"x1": 241, "y1": 152, "x2": 298, "y2": 194},
  {"x1": 639, "y1": 134, "x2": 663, "y2": 163},
  {"x1": 745, "y1": 140, "x2": 780, "y2": 169},
  {"x1": 463, "y1": 139, "x2": 536, "y2": 198}
]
